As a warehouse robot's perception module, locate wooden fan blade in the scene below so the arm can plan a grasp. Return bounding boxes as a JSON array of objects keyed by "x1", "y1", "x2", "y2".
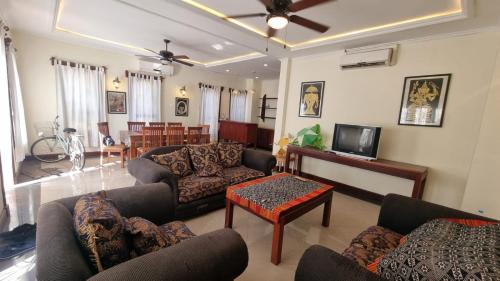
[
  {"x1": 136, "y1": 56, "x2": 162, "y2": 64},
  {"x1": 259, "y1": 0, "x2": 273, "y2": 8},
  {"x1": 267, "y1": 27, "x2": 277, "y2": 38},
  {"x1": 173, "y1": 58, "x2": 194, "y2": 67},
  {"x1": 288, "y1": 0, "x2": 333, "y2": 12},
  {"x1": 144, "y1": 48, "x2": 161, "y2": 56},
  {"x1": 225, "y1": 13, "x2": 267, "y2": 19},
  {"x1": 289, "y1": 15, "x2": 329, "y2": 33},
  {"x1": 173, "y1": 55, "x2": 190, "y2": 59}
]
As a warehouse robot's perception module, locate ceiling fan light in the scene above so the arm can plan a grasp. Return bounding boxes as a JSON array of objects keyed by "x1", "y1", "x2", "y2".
[{"x1": 267, "y1": 15, "x2": 288, "y2": 30}]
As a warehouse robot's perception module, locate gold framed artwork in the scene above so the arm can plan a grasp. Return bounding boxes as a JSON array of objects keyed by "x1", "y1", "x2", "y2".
[
  {"x1": 106, "y1": 91, "x2": 127, "y2": 114},
  {"x1": 299, "y1": 81, "x2": 325, "y2": 118},
  {"x1": 398, "y1": 74, "x2": 451, "y2": 127}
]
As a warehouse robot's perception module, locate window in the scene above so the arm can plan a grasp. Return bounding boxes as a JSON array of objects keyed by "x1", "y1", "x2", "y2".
[
  {"x1": 127, "y1": 72, "x2": 161, "y2": 122},
  {"x1": 230, "y1": 89, "x2": 247, "y2": 122},
  {"x1": 199, "y1": 84, "x2": 221, "y2": 141}
]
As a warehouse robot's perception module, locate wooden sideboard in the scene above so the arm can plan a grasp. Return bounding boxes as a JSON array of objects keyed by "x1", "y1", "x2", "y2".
[
  {"x1": 285, "y1": 145, "x2": 428, "y2": 202},
  {"x1": 257, "y1": 128, "x2": 274, "y2": 150},
  {"x1": 219, "y1": 120, "x2": 258, "y2": 147}
]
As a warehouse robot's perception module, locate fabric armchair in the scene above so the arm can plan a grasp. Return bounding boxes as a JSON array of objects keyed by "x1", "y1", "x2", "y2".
[{"x1": 36, "y1": 183, "x2": 248, "y2": 281}]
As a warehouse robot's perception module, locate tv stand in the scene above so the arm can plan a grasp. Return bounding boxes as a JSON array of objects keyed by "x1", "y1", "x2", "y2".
[{"x1": 285, "y1": 145, "x2": 428, "y2": 201}]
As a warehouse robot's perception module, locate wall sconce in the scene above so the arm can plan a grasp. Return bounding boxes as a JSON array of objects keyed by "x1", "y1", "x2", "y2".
[
  {"x1": 113, "y1": 77, "x2": 121, "y2": 89},
  {"x1": 179, "y1": 86, "x2": 187, "y2": 96}
]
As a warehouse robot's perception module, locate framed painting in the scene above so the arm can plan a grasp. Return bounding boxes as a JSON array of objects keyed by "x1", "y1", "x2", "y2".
[
  {"x1": 398, "y1": 74, "x2": 451, "y2": 127},
  {"x1": 106, "y1": 91, "x2": 127, "y2": 114},
  {"x1": 299, "y1": 81, "x2": 325, "y2": 118},
  {"x1": 175, "y1": 97, "x2": 189, "y2": 117}
]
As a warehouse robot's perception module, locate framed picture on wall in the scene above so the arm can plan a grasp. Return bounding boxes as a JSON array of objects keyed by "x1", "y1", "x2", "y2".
[
  {"x1": 106, "y1": 91, "x2": 127, "y2": 114},
  {"x1": 299, "y1": 81, "x2": 325, "y2": 118},
  {"x1": 398, "y1": 74, "x2": 451, "y2": 127},
  {"x1": 175, "y1": 97, "x2": 189, "y2": 117}
]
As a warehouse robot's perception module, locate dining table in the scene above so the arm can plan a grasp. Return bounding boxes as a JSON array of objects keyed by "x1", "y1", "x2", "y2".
[{"x1": 119, "y1": 130, "x2": 211, "y2": 159}]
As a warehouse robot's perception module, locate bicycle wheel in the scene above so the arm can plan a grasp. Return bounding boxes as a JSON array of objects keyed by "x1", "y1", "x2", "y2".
[
  {"x1": 31, "y1": 136, "x2": 67, "y2": 163},
  {"x1": 70, "y1": 137, "x2": 86, "y2": 170}
]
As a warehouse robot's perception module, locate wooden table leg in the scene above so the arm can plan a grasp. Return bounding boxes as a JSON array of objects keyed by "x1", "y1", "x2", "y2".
[
  {"x1": 271, "y1": 222, "x2": 284, "y2": 265},
  {"x1": 322, "y1": 195, "x2": 332, "y2": 227},
  {"x1": 225, "y1": 200, "x2": 234, "y2": 228},
  {"x1": 120, "y1": 150, "x2": 125, "y2": 168}
]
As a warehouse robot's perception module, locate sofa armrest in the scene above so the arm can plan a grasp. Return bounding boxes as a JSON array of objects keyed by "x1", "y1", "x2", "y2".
[
  {"x1": 56, "y1": 183, "x2": 176, "y2": 226},
  {"x1": 88, "y1": 229, "x2": 248, "y2": 281},
  {"x1": 242, "y1": 149, "x2": 276, "y2": 176},
  {"x1": 127, "y1": 158, "x2": 179, "y2": 201},
  {"x1": 377, "y1": 194, "x2": 497, "y2": 235},
  {"x1": 295, "y1": 245, "x2": 384, "y2": 281}
]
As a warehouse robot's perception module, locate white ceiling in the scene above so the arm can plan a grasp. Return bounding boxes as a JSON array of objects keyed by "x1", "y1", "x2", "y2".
[{"x1": 1, "y1": 0, "x2": 500, "y2": 79}]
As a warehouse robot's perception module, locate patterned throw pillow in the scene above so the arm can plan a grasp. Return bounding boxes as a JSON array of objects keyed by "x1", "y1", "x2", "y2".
[
  {"x1": 151, "y1": 147, "x2": 192, "y2": 177},
  {"x1": 375, "y1": 219, "x2": 500, "y2": 280},
  {"x1": 217, "y1": 143, "x2": 244, "y2": 168},
  {"x1": 73, "y1": 191, "x2": 129, "y2": 272},
  {"x1": 124, "y1": 217, "x2": 170, "y2": 256},
  {"x1": 187, "y1": 144, "x2": 223, "y2": 177}
]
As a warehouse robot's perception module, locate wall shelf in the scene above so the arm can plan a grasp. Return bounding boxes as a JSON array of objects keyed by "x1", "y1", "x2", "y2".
[{"x1": 259, "y1": 94, "x2": 277, "y2": 121}]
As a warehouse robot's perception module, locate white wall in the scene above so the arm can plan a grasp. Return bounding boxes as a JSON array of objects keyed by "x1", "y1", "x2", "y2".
[
  {"x1": 13, "y1": 31, "x2": 247, "y2": 146},
  {"x1": 278, "y1": 30, "x2": 500, "y2": 212}
]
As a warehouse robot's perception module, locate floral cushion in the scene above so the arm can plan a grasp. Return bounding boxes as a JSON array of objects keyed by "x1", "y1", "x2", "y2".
[
  {"x1": 217, "y1": 143, "x2": 243, "y2": 168},
  {"x1": 222, "y1": 166, "x2": 265, "y2": 185},
  {"x1": 187, "y1": 144, "x2": 223, "y2": 177},
  {"x1": 73, "y1": 191, "x2": 129, "y2": 272},
  {"x1": 177, "y1": 174, "x2": 227, "y2": 203},
  {"x1": 151, "y1": 147, "x2": 192, "y2": 177},
  {"x1": 124, "y1": 217, "x2": 169, "y2": 256},
  {"x1": 158, "y1": 221, "x2": 196, "y2": 245},
  {"x1": 342, "y1": 225, "x2": 403, "y2": 268}
]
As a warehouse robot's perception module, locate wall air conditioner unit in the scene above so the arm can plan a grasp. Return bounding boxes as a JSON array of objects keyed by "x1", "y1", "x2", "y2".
[
  {"x1": 138, "y1": 60, "x2": 174, "y2": 77},
  {"x1": 340, "y1": 44, "x2": 398, "y2": 70}
]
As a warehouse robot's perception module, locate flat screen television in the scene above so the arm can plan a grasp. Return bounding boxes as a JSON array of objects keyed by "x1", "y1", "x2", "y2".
[{"x1": 331, "y1": 124, "x2": 382, "y2": 160}]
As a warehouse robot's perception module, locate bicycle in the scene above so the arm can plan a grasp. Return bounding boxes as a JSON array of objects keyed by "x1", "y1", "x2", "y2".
[{"x1": 30, "y1": 116, "x2": 86, "y2": 170}]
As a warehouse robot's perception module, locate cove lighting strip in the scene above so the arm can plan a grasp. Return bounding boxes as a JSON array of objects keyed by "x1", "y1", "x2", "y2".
[
  {"x1": 53, "y1": 0, "x2": 264, "y2": 67},
  {"x1": 181, "y1": 0, "x2": 465, "y2": 50}
]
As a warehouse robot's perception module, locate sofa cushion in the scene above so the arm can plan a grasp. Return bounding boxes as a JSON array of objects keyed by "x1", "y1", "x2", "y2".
[
  {"x1": 177, "y1": 174, "x2": 227, "y2": 203},
  {"x1": 124, "y1": 217, "x2": 169, "y2": 256},
  {"x1": 223, "y1": 166, "x2": 265, "y2": 185},
  {"x1": 151, "y1": 147, "x2": 192, "y2": 177},
  {"x1": 217, "y1": 143, "x2": 243, "y2": 168},
  {"x1": 342, "y1": 225, "x2": 402, "y2": 268},
  {"x1": 375, "y1": 219, "x2": 500, "y2": 280},
  {"x1": 187, "y1": 144, "x2": 223, "y2": 177},
  {"x1": 158, "y1": 221, "x2": 196, "y2": 245},
  {"x1": 73, "y1": 191, "x2": 129, "y2": 272}
]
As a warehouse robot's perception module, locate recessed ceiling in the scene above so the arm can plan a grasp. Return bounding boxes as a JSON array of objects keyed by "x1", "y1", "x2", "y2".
[{"x1": 1, "y1": 0, "x2": 500, "y2": 79}]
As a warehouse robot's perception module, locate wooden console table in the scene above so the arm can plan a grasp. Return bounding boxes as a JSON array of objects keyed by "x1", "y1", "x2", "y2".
[{"x1": 285, "y1": 145, "x2": 428, "y2": 200}]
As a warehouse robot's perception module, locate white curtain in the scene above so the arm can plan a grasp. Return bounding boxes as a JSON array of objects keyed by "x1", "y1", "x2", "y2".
[
  {"x1": 230, "y1": 89, "x2": 247, "y2": 122},
  {"x1": 6, "y1": 43, "x2": 28, "y2": 163},
  {"x1": 128, "y1": 74, "x2": 161, "y2": 122},
  {"x1": 55, "y1": 59, "x2": 106, "y2": 148},
  {"x1": 199, "y1": 85, "x2": 220, "y2": 142}
]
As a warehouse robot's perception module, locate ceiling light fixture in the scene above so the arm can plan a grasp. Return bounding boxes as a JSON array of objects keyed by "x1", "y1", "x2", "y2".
[
  {"x1": 264, "y1": 63, "x2": 268, "y2": 67},
  {"x1": 212, "y1": 43, "x2": 224, "y2": 50},
  {"x1": 267, "y1": 14, "x2": 289, "y2": 30},
  {"x1": 255, "y1": 76, "x2": 259, "y2": 79},
  {"x1": 226, "y1": 69, "x2": 230, "y2": 72}
]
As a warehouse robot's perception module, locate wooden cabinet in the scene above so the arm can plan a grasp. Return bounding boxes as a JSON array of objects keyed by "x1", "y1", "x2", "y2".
[
  {"x1": 219, "y1": 120, "x2": 258, "y2": 147},
  {"x1": 257, "y1": 128, "x2": 274, "y2": 150}
]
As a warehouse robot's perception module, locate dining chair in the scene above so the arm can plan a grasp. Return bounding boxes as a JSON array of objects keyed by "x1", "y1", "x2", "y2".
[
  {"x1": 167, "y1": 122, "x2": 183, "y2": 127},
  {"x1": 149, "y1": 122, "x2": 166, "y2": 127},
  {"x1": 166, "y1": 126, "x2": 185, "y2": 146},
  {"x1": 187, "y1": 127, "x2": 203, "y2": 145},
  {"x1": 97, "y1": 122, "x2": 128, "y2": 168},
  {"x1": 137, "y1": 126, "x2": 164, "y2": 156},
  {"x1": 199, "y1": 124, "x2": 210, "y2": 143},
  {"x1": 127, "y1": 121, "x2": 146, "y2": 132}
]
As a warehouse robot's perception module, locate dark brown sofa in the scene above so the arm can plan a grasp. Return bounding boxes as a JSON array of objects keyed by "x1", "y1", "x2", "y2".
[
  {"x1": 36, "y1": 183, "x2": 248, "y2": 281},
  {"x1": 295, "y1": 194, "x2": 498, "y2": 281},
  {"x1": 128, "y1": 145, "x2": 276, "y2": 219}
]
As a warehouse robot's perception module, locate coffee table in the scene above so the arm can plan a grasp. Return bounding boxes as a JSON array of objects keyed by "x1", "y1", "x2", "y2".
[{"x1": 225, "y1": 173, "x2": 333, "y2": 265}]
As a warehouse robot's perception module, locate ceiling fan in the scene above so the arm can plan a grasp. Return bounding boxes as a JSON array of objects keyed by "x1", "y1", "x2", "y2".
[
  {"x1": 136, "y1": 39, "x2": 193, "y2": 67},
  {"x1": 225, "y1": 0, "x2": 334, "y2": 38}
]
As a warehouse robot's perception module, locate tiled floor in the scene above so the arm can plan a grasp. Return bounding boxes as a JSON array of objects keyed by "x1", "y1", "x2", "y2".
[{"x1": 0, "y1": 156, "x2": 380, "y2": 281}]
